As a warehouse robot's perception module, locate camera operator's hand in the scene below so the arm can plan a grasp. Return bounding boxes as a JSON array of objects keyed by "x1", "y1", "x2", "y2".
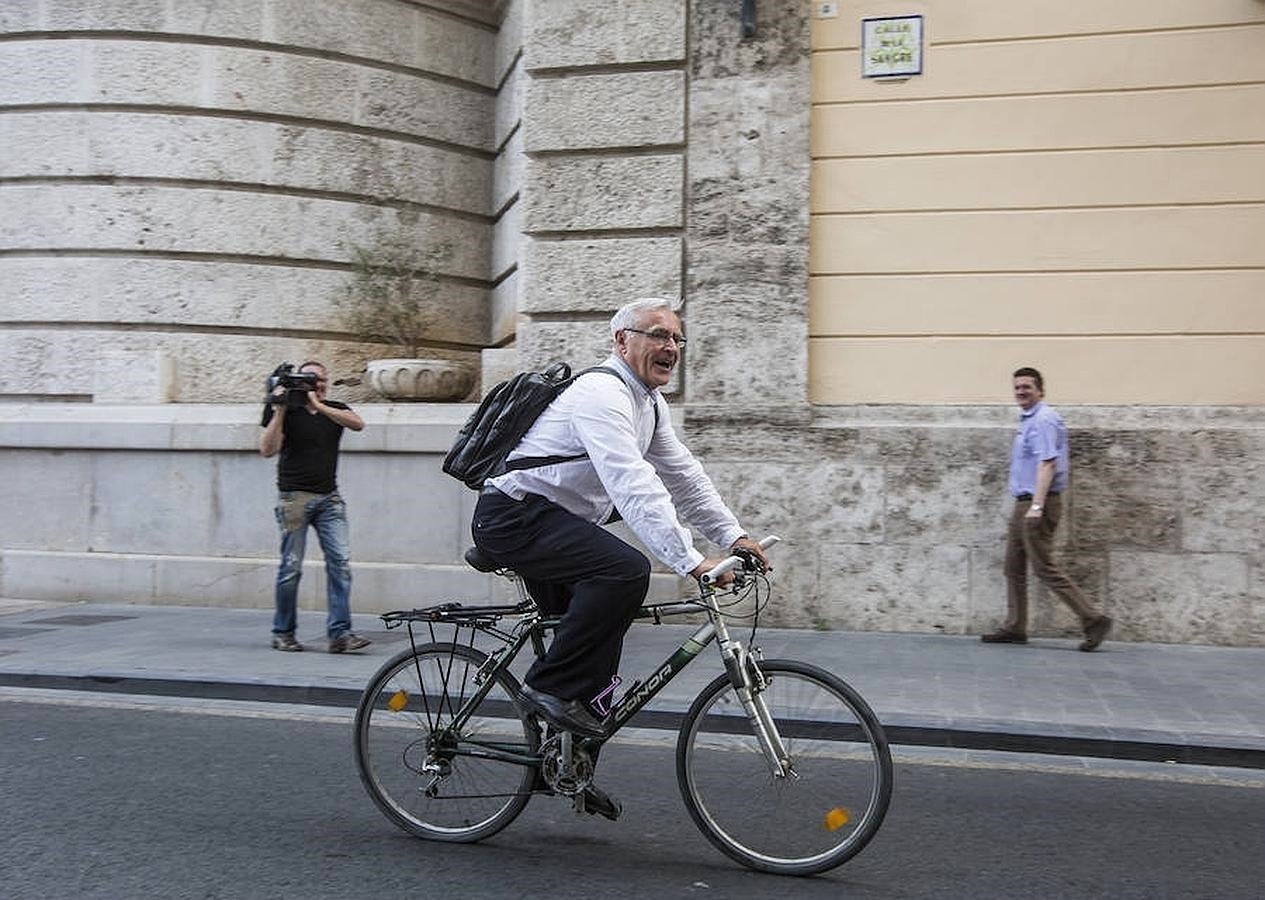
[{"x1": 305, "y1": 376, "x2": 365, "y2": 432}]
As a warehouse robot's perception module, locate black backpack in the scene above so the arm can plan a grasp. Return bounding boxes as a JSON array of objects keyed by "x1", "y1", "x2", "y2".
[{"x1": 443, "y1": 362, "x2": 622, "y2": 490}]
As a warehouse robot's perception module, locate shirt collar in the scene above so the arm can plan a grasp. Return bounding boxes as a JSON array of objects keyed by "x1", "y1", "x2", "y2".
[
  {"x1": 604, "y1": 354, "x2": 658, "y2": 400},
  {"x1": 1019, "y1": 400, "x2": 1045, "y2": 420}
]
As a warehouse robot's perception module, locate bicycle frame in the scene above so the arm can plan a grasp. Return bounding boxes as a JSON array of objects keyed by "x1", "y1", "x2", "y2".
[{"x1": 396, "y1": 567, "x2": 793, "y2": 780}]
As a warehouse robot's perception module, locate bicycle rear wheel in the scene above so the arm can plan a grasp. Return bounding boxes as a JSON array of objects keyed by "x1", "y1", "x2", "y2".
[
  {"x1": 354, "y1": 642, "x2": 538, "y2": 842},
  {"x1": 677, "y1": 659, "x2": 892, "y2": 875}
]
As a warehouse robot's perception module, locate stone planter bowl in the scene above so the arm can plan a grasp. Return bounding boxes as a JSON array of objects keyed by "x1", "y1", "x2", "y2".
[{"x1": 365, "y1": 358, "x2": 474, "y2": 401}]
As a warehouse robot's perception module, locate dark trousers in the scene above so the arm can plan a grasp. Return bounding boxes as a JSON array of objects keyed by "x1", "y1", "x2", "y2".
[
  {"x1": 471, "y1": 489, "x2": 650, "y2": 705},
  {"x1": 1003, "y1": 493, "x2": 1101, "y2": 634}
]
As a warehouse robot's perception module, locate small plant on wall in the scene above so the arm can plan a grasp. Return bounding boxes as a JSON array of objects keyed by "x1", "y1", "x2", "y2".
[
  {"x1": 338, "y1": 233, "x2": 452, "y2": 358},
  {"x1": 337, "y1": 233, "x2": 473, "y2": 401}
]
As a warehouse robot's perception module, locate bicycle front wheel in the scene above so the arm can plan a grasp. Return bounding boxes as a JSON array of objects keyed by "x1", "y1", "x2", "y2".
[
  {"x1": 677, "y1": 659, "x2": 892, "y2": 875},
  {"x1": 354, "y1": 642, "x2": 538, "y2": 843}
]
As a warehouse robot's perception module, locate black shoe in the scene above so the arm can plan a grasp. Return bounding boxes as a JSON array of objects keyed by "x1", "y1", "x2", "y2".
[
  {"x1": 981, "y1": 629, "x2": 1028, "y2": 644},
  {"x1": 520, "y1": 686, "x2": 606, "y2": 738},
  {"x1": 581, "y1": 783, "x2": 621, "y2": 821},
  {"x1": 1079, "y1": 615, "x2": 1113, "y2": 652}
]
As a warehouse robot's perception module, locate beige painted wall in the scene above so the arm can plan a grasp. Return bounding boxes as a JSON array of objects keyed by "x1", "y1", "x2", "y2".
[{"x1": 808, "y1": 1, "x2": 1265, "y2": 404}]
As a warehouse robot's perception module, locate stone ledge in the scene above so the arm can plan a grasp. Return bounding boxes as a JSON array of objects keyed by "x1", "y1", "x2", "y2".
[
  {"x1": 0, "y1": 403, "x2": 475, "y2": 453},
  {"x1": 0, "y1": 548, "x2": 684, "y2": 611}
]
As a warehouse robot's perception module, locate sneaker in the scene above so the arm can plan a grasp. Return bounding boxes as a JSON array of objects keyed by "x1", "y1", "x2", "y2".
[
  {"x1": 271, "y1": 632, "x2": 303, "y2": 652},
  {"x1": 980, "y1": 629, "x2": 1028, "y2": 644},
  {"x1": 1079, "y1": 615, "x2": 1113, "y2": 652},
  {"x1": 329, "y1": 632, "x2": 372, "y2": 653}
]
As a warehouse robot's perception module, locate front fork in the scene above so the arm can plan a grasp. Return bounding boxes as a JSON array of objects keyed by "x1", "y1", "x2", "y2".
[{"x1": 709, "y1": 597, "x2": 793, "y2": 779}]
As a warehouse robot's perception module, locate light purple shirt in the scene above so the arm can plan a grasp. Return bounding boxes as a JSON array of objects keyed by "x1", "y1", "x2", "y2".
[
  {"x1": 1008, "y1": 401, "x2": 1070, "y2": 497},
  {"x1": 488, "y1": 355, "x2": 746, "y2": 575}
]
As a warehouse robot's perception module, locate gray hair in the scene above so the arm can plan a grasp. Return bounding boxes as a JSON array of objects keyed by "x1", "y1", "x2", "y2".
[{"x1": 609, "y1": 297, "x2": 679, "y2": 337}]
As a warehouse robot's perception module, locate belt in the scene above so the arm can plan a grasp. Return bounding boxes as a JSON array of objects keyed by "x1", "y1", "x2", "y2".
[{"x1": 1015, "y1": 492, "x2": 1059, "y2": 501}]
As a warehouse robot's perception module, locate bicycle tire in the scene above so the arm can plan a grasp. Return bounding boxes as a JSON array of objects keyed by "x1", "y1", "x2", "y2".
[
  {"x1": 676, "y1": 658, "x2": 893, "y2": 875},
  {"x1": 354, "y1": 642, "x2": 538, "y2": 842}
]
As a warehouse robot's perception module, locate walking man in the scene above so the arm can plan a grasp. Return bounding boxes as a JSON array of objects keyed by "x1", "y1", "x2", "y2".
[{"x1": 982, "y1": 367, "x2": 1113, "y2": 651}]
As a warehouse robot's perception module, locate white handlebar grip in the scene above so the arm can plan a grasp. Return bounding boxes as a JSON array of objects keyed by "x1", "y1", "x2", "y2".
[{"x1": 700, "y1": 555, "x2": 743, "y2": 585}]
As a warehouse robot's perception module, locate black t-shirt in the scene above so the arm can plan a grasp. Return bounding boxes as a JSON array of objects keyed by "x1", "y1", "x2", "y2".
[{"x1": 261, "y1": 401, "x2": 352, "y2": 493}]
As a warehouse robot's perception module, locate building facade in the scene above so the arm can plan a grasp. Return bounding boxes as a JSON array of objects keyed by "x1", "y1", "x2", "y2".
[{"x1": 1, "y1": 0, "x2": 1263, "y2": 645}]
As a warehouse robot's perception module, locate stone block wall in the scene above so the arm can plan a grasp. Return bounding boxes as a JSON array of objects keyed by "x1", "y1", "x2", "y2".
[
  {"x1": 4, "y1": 0, "x2": 1263, "y2": 647},
  {"x1": 0, "y1": 403, "x2": 683, "y2": 611},
  {"x1": 689, "y1": 405, "x2": 1265, "y2": 646},
  {"x1": 514, "y1": 0, "x2": 686, "y2": 375},
  {"x1": 686, "y1": 1, "x2": 809, "y2": 406},
  {"x1": 0, "y1": 0, "x2": 501, "y2": 403},
  {"x1": 486, "y1": 0, "x2": 525, "y2": 388}
]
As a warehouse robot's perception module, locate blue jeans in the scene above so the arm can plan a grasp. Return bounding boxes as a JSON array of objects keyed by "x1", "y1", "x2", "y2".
[{"x1": 272, "y1": 491, "x2": 353, "y2": 640}]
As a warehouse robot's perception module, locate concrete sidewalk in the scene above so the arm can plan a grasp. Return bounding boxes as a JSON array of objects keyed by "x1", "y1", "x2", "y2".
[{"x1": 1, "y1": 599, "x2": 1263, "y2": 769}]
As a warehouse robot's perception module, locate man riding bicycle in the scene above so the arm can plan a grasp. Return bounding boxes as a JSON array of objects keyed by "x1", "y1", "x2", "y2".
[{"x1": 471, "y1": 297, "x2": 768, "y2": 818}]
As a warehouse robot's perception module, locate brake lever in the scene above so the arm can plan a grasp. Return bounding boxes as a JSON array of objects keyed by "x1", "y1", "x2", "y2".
[{"x1": 732, "y1": 548, "x2": 765, "y2": 574}]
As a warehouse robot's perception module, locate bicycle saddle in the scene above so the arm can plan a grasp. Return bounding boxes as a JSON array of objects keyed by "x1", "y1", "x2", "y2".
[{"x1": 464, "y1": 546, "x2": 502, "y2": 572}]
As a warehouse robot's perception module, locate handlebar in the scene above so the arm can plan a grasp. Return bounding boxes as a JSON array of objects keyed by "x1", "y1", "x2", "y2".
[{"x1": 700, "y1": 535, "x2": 780, "y2": 585}]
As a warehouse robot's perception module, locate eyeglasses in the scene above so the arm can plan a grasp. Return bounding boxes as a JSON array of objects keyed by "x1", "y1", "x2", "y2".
[{"x1": 623, "y1": 327, "x2": 687, "y2": 348}]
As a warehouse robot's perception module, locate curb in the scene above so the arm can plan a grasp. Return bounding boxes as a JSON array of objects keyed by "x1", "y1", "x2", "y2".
[{"x1": 5, "y1": 671, "x2": 1262, "y2": 771}]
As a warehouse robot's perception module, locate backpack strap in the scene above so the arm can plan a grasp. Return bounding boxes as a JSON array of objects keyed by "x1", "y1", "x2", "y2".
[{"x1": 500, "y1": 366, "x2": 658, "y2": 473}]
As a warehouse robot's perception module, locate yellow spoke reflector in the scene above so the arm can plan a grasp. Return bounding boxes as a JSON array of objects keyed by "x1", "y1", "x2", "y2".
[
  {"x1": 824, "y1": 807, "x2": 850, "y2": 831},
  {"x1": 387, "y1": 689, "x2": 409, "y2": 712}
]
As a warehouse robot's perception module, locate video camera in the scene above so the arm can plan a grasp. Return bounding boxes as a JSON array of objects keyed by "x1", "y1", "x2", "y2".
[{"x1": 265, "y1": 363, "x2": 319, "y2": 408}]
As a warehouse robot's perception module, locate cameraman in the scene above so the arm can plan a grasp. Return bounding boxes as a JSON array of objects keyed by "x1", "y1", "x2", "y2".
[{"x1": 259, "y1": 361, "x2": 370, "y2": 653}]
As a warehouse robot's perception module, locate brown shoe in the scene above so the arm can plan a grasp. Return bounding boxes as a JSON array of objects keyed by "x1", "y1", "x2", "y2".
[
  {"x1": 271, "y1": 632, "x2": 303, "y2": 652},
  {"x1": 329, "y1": 632, "x2": 372, "y2": 653},
  {"x1": 981, "y1": 629, "x2": 1028, "y2": 644},
  {"x1": 1079, "y1": 616, "x2": 1113, "y2": 652}
]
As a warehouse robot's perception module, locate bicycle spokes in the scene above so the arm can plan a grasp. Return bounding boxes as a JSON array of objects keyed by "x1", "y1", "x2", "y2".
[
  {"x1": 677, "y1": 660, "x2": 893, "y2": 876},
  {"x1": 355, "y1": 643, "x2": 539, "y2": 842}
]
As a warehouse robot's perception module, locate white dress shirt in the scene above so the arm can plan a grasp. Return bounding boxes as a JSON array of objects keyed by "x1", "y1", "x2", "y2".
[{"x1": 487, "y1": 355, "x2": 747, "y2": 575}]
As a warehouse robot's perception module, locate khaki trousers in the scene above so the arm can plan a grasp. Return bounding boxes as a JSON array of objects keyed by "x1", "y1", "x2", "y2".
[{"x1": 1003, "y1": 493, "x2": 1101, "y2": 634}]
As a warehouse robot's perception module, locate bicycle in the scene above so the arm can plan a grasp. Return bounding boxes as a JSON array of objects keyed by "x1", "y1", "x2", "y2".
[{"x1": 353, "y1": 536, "x2": 893, "y2": 876}]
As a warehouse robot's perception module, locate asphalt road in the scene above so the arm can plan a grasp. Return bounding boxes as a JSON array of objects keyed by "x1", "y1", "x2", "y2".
[{"x1": 1, "y1": 693, "x2": 1262, "y2": 899}]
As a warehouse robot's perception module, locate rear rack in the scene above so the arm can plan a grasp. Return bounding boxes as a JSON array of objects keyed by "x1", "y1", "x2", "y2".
[
  {"x1": 381, "y1": 598, "x2": 707, "y2": 630},
  {"x1": 380, "y1": 601, "x2": 536, "y2": 628}
]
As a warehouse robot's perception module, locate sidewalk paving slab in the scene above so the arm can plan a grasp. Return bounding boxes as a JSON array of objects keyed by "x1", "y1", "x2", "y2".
[{"x1": 1, "y1": 600, "x2": 1263, "y2": 769}]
